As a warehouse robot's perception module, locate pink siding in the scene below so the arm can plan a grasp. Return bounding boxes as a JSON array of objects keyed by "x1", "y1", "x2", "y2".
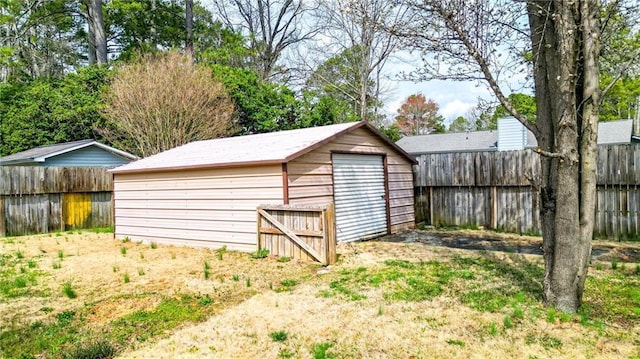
[
  {"x1": 114, "y1": 165, "x2": 283, "y2": 251},
  {"x1": 288, "y1": 127, "x2": 415, "y2": 232}
]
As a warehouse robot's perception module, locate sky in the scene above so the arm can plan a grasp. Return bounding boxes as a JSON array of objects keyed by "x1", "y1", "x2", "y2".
[{"x1": 380, "y1": 54, "x2": 498, "y2": 127}]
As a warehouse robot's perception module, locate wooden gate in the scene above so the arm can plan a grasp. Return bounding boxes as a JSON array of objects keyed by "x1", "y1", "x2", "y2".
[{"x1": 257, "y1": 204, "x2": 336, "y2": 265}]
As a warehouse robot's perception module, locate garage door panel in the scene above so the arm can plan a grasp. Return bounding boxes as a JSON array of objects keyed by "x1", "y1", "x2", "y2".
[{"x1": 333, "y1": 154, "x2": 388, "y2": 242}]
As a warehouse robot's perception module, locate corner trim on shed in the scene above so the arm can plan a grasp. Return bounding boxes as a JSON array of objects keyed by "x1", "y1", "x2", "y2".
[
  {"x1": 383, "y1": 155, "x2": 391, "y2": 235},
  {"x1": 282, "y1": 163, "x2": 289, "y2": 204}
]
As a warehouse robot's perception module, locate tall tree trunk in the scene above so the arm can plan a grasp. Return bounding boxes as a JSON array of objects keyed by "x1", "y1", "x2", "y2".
[
  {"x1": 85, "y1": 0, "x2": 97, "y2": 65},
  {"x1": 88, "y1": 0, "x2": 107, "y2": 64},
  {"x1": 185, "y1": 0, "x2": 194, "y2": 58},
  {"x1": 527, "y1": 0, "x2": 600, "y2": 313}
]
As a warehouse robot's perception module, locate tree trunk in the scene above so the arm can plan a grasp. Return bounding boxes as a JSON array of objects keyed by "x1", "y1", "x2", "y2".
[
  {"x1": 85, "y1": 0, "x2": 97, "y2": 65},
  {"x1": 185, "y1": 0, "x2": 194, "y2": 58},
  {"x1": 527, "y1": 0, "x2": 600, "y2": 313},
  {"x1": 88, "y1": 0, "x2": 107, "y2": 64}
]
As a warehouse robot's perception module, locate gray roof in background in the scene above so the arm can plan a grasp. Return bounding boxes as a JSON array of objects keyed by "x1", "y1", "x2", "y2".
[
  {"x1": 398, "y1": 119, "x2": 635, "y2": 154},
  {"x1": 0, "y1": 139, "x2": 138, "y2": 165},
  {"x1": 396, "y1": 131, "x2": 499, "y2": 154}
]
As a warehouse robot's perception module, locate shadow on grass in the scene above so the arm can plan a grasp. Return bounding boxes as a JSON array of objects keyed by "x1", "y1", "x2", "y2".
[{"x1": 452, "y1": 252, "x2": 544, "y2": 301}]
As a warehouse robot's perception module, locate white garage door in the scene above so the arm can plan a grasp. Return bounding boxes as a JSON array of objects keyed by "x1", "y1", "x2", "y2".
[{"x1": 332, "y1": 154, "x2": 388, "y2": 242}]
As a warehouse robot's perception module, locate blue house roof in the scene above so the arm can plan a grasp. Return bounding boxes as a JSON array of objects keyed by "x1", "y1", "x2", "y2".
[{"x1": 0, "y1": 139, "x2": 139, "y2": 167}]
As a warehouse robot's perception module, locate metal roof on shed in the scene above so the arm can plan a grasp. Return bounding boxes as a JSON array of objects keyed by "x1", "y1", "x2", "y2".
[{"x1": 110, "y1": 121, "x2": 415, "y2": 174}]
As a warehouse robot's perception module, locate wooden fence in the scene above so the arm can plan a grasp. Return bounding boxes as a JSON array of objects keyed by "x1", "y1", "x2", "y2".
[
  {"x1": 0, "y1": 167, "x2": 113, "y2": 236},
  {"x1": 257, "y1": 204, "x2": 336, "y2": 264},
  {"x1": 413, "y1": 144, "x2": 640, "y2": 239}
]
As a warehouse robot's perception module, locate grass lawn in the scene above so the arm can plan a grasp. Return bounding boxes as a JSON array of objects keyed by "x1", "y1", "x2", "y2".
[{"x1": 0, "y1": 230, "x2": 639, "y2": 358}]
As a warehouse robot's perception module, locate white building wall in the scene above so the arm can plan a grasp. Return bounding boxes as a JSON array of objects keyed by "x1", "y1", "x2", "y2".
[
  {"x1": 498, "y1": 117, "x2": 528, "y2": 151},
  {"x1": 113, "y1": 165, "x2": 283, "y2": 252}
]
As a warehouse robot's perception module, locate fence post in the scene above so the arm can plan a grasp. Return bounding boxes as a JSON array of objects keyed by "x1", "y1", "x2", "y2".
[
  {"x1": 429, "y1": 187, "x2": 434, "y2": 226},
  {"x1": 491, "y1": 186, "x2": 498, "y2": 229},
  {"x1": 325, "y1": 203, "x2": 336, "y2": 265},
  {"x1": 0, "y1": 196, "x2": 6, "y2": 237}
]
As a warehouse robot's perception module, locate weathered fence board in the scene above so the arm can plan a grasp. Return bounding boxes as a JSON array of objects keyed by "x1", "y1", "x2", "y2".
[
  {"x1": 257, "y1": 204, "x2": 336, "y2": 264},
  {"x1": 1, "y1": 167, "x2": 113, "y2": 236},
  {"x1": 414, "y1": 144, "x2": 640, "y2": 239}
]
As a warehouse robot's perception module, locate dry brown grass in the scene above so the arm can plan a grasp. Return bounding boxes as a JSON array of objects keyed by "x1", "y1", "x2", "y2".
[
  {"x1": 0, "y1": 231, "x2": 317, "y2": 331},
  {"x1": 121, "y1": 241, "x2": 638, "y2": 359},
  {"x1": 1, "y1": 232, "x2": 638, "y2": 359}
]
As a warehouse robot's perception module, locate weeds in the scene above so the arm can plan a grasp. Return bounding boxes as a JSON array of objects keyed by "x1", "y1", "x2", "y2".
[
  {"x1": 526, "y1": 334, "x2": 563, "y2": 350},
  {"x1": 486, "y1": 322, "x2": 498, "y2": 336},
  {"x1": 62, "y1": 281, "x2": 77, "y2": 299},
  {"x1": 611, "y1": 260, "x2": 618, "y2": 270},
  {"x1": 198, "y1": 295, "x2": 213, "y2": 306},
  {"x1": 215, "y1": 245, "x2": 227, "y2": 260},
  {"x1": 251, "y1": 248, "x2": 270, "y2": 259},
  {"x1": 150, "y1": 242, "x2": 158, "y2": 249},
  {"x1": 277, "y1": 256, "x2": 291, "y2": 263},
  {"x1": 14, "y1": 276, "x2": 27, "y2": 288},
  {"x1": 204, "y1": 261, "x2": 211, "y2": 280},
  {"x1": 446, "y1": 339, "x2": 465, "y2": 346},
  {"x1": 138, "y1": 268, "x2": 145, "y2": 276},
  {"x1": 269, "y1": 330, "x2": 288, "y2": 342},
  {"x1": 123, "y1": 273, "x2": 130, "y2": 283},
  {"x1": 503, "y1": 316, "x2": 513, "y2": 329},
  {"x1": 246, "y1": 277, "x2": 251, "y2": 287},
  {"x1": 15, "y1": 250, "x2": 24, "y2": 259},
  {"x1": 91, "y1": 226, "x2": 115, "y2": 234},
  {"x1": 52, "y1": 261, "x2": 61, "y2": 269},
  {"x1": 276, "y1": 279, "x2": 297, "y2": 292},
  {"x1": 120, "y1": 247, "x2": 127, "y2": 257},
  {"x1": 27, "y1": 259, "x2": 36, "y2": 268},
  {"x1": 58, "y1": 250, "x2": 64, "y2": 260},
  {"x1": 546, "y1": 308, "x2": 556, "y2": 324},
  {"x1": 311, "y1": 342, "x2": 334, "y2": 359},
  {"x1": 61, "y1": 340, "x2": 115, "y2": 359}
]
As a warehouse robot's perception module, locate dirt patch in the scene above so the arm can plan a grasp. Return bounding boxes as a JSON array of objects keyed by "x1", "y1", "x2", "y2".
[{"x1": 382, "y1": 230, "x2": 640, "y2": 263}]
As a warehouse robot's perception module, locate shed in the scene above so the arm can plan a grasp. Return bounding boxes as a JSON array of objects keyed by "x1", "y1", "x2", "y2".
[
  {"x1": 0, "y1": 139, "x2": 139, "y2": 167},
  {"x1": 110, "y1": 121, "x2": 416, "y2": 252}
]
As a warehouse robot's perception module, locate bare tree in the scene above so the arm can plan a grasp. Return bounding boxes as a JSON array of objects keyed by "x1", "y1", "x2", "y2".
[
  {"x1": 393, "y1": 0, "x2": 621, "y2": 313},
  {"x1": 102, "y1": 51, "x2": 235, "y2": 157},
  {"x1": 311, "y1": 0, "x2": 404, "y2": 123},
  {"x1": 212, "y1": 0, "x2": 316, "y2": 81}
]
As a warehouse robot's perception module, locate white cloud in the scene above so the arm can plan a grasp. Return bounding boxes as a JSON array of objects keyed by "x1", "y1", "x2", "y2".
[{"x1": 440, "y1": 99, "x2": 476, "y2": 121}]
